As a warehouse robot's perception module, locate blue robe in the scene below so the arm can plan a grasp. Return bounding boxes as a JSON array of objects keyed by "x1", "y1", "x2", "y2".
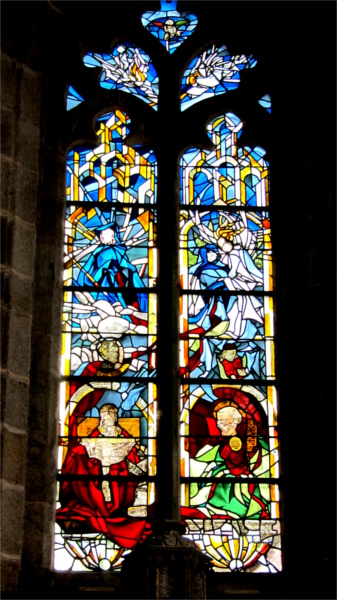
[{"x1": 76, "y1": 241, "x2": 146, "y2": 312}]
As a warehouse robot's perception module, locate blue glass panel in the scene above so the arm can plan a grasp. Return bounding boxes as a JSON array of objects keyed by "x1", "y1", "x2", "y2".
[
  {"x1": 141, "y1": 1, "x2": 198, "y2": 54},
  {"x1": 181, "y1": 210, "x2": 271, "y2": 292},
  {"x1": 180, "y1": 114, "x2": 269, "y2": 208},
  {"x1": 64, "y1": 205, "x2": 157, "y2": 290},
  {"x1": 66, "y1": 111, "x2": 157, "y2": 205},
  {"x1": 181, "y1": 46, "x2": 257, "y2": 111},
  {"x1": 258, "y1": 94, "x2": 272, "y2": 114},
  {"x1": 83, "y1": 44, "x2": 159, "y2": 110},
  {"x1": 181, "y1": 323, "x2": 268, "y2": 380},
  {"x1": 62, "y1": 290, "x2": 157, "y2": 378},
  {"x1": 66, "y1": 85, "x2": 84, "y2": 111}
]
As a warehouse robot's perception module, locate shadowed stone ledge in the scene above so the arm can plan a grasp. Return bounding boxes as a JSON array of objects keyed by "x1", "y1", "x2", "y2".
[{"x1": 121, "y1": 520, "x2": 211, "y2": 599}]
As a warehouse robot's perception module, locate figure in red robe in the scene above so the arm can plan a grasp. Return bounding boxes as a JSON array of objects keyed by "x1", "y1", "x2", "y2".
[
  {"x1": 218, "y1": 344, "x2": 248, "y2": 379},
  {"x1": 56, "y1": 399, "x2": 152, "y2": 549}
]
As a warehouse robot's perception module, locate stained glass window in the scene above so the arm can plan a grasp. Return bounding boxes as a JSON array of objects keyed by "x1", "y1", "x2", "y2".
[
  {"x1": 57, "y1": 1, "x2": 281, "y2": 576},
  {"x1": 55, "y1": 110, "x2": 157, "y2": 571},
  {"x1": 179, "y1": 114, "x2": 281, "y2": 573}
]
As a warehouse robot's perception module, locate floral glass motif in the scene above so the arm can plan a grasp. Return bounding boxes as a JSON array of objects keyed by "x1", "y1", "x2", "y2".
[
  {"x1": 55, "y1": 110, "x2": 157, "y2": 572},
  {"x1": 141, "y1": 0, "x2": 198, "y2": 54},
  {"x1": 83, "y1": 43, "x2": 159, "y2": 110},
  {"x1": 66, "y1": 85, "x2": 84, "y2": 111},
  {"x1": 179, "y1": 113, "x2": 281, "y2": 573},
  {"x1": 181, "y1": 46, "x2": 257, "y2": 111}
]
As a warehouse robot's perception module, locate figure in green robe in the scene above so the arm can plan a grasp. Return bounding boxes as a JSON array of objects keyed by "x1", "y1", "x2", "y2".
[{"x1": 190, "y1": 402, "x2": 270, "y2": 519}]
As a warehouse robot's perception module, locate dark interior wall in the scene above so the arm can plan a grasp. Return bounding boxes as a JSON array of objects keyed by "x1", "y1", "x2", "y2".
[
  {"x1": 1, "y1": 2, "x2": 43, "y2": 591},
  {"x1": 1, "y1": 1, "x2": 335, "y2": 598}
]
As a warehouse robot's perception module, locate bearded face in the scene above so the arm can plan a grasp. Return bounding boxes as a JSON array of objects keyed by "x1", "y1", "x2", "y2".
[
  {"x1": 216, "y1": 406, "x2": 242, "y2": 436},
  {"x1": 99, "y1": 408, "x2": 118, "y2": 429}
]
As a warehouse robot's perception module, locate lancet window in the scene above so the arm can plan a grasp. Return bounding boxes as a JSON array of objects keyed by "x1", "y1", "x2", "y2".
[{"x1": 56, "y1": 0, "x2": 281, "y2": 575}]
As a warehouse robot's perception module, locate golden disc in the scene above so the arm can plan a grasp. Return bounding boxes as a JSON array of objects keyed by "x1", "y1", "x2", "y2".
[{"x1": 229, "y1": 436, "x2": 242, "y2": 451}]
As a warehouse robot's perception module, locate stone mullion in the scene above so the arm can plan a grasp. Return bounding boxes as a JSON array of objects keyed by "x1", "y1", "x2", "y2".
[{"x1": 155, "y1": 56, "x2": 181, "y2": 526}]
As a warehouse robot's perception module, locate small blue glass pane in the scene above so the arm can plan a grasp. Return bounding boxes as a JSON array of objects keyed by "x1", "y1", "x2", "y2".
[
  {"x1": 141, "y1": 1, "x2": 198, "y2": 54},
  {"x1": 66, "y1": 85, "x2": 84, "y2": 111},
  {"x1": 258, "y1": 94, "x2": 272, "y2": 114}
]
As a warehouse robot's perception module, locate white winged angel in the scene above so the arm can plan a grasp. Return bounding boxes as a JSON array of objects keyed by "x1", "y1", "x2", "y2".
[
  {"x1": 182, "y1": 45, "x2": 256, "y2": 101},
  {"x1": 188, "y1": 211, "x2": 264, "y2": 340}
]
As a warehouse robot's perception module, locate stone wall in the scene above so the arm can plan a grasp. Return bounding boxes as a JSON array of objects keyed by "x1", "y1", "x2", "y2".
[
  {"x1": 1, "y1": 2, "x2": 66, "y2": 590},
  {"x1": 1, "y1": 46, "x2": 41, "y2": 591}
]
